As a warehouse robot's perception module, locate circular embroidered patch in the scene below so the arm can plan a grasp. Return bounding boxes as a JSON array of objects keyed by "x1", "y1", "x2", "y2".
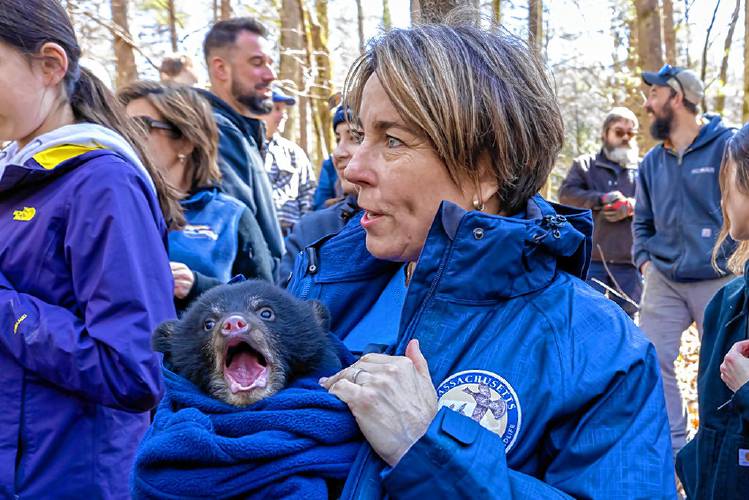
[{"x1": 436, "y1": 369, "x2": 522, "y2": 452}]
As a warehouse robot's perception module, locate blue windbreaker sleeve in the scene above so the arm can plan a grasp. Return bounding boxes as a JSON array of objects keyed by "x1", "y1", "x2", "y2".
[
  {"x1": 382, "y1": 338, "x2": 675, "y2": 498},
  {"x1": 0, "y1": 165, "x2": 173, "y2": 412},
  {"x1": 633, "y1": 156, "x2": 655, "y2": 269}
]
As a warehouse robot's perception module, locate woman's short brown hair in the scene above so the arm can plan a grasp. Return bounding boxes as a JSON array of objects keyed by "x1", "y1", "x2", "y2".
[
  {"x1": 343, "y1": 17, "x2": 564, "y2": 214},
  {"x1": 117, "y1": 81, "x2": 221, "y2": 193}
]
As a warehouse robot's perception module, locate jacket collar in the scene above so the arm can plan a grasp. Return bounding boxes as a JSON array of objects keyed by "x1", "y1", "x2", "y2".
[
  {"x1": 662, "y1": 113, "x2": 732, "y2": 154},
  {"x1": 313, "y1": 194, "x2": 592, "y2": 301},
  {"x1": 197, "y1": 89, "x2": 266, "y2": 149},
  {"x1": 180, "y1": 187, "x2": 219, "y2": 211}
]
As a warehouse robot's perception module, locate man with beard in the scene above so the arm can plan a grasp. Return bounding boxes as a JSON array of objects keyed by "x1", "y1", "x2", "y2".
[
  {"x1": 559, "y1": 107, "x2": 641, "y2": 318},
  {"x1": 635, "y1": 64, "x2": 735, "y2": 455},
  {"x1": 199, "y1": 18, "x2": 284, "y2": 279}
]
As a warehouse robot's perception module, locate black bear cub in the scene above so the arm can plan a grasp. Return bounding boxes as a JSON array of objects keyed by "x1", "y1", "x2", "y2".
[{"x1": 153, "y1": 279, "x2": 336, "y2": 406}]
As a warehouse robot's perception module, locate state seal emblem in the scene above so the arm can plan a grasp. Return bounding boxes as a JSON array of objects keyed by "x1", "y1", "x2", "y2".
[{"x1": 436, "y1": 369, "x2": 521, "y2": 452}]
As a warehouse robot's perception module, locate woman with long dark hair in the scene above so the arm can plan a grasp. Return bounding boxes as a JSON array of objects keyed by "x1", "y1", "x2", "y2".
[{"x1": 0, "y1": 1, "x2": 179, "y2": 497}]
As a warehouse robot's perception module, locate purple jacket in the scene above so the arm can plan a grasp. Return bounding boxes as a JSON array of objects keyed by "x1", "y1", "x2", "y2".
[{"x1": 0, "y1": 132, "x2": 175, "y2": 498}]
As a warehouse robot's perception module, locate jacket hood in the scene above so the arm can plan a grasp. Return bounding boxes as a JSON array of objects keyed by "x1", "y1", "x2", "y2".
[
  {"x1": 0, "y1": 123, "x2": 155, "y2": 192},
  {"x1": 315, "y1": 194, "x2": 592, "y2": 301},
  {"x1": 685, "y1": 113, "x2": 733, "y2": 151}
]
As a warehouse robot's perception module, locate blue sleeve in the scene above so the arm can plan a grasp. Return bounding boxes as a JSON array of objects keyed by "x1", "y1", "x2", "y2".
[
  {"x1": 313, "y1": 157, "x2": 338, "y2": 210},
  {"x1": 382, "y1": 407, "x2": 573, "y2": 498},
  {"x1": 383, "y1": 333, "x2": 676, "y2": 498},
  {"x1": 633, "y1": 157, "x2": 654, "y2": 269},
  {"x1": 0, "y1": 166, "x2": 173, "y2": 412},
  {"x1": 216, "y1": 123, "x2": 257, "y2": 214}
]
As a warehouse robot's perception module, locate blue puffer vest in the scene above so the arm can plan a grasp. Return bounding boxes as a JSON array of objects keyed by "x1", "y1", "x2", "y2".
[{"x1": 169, "y1": 189, "x2": 244, "y2": 282}]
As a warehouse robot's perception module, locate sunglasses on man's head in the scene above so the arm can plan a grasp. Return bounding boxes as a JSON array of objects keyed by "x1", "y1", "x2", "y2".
[
  {"x1": 656, "y1": 64, "x2": 685, "y2": 96},
  {"x1": 132, "y1": 116, "x2": 181, "y2": 139}
]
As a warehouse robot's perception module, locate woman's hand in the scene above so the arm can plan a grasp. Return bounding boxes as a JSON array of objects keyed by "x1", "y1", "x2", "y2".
[
  {"x1": 320, "y1": 339, "x2": 438, "y2": 467},
  {"x1": 720, "y1": 339, "x2": 749, "y2": 393},
  {"x1": 170, "y1": 262, "x2": 195, "y2": 299}
]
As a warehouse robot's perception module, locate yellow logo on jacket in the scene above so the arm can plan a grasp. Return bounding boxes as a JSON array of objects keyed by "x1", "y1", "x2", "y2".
[
  {"x1": 12, "y1": 207, "x2": 36, "y2": 221},
  {"x1": 14, "y1": 314, "x2": 28, "y2": 334}
]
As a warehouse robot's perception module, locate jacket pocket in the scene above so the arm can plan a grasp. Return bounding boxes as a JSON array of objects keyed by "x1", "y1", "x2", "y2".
[
  {"x1": 676, "y1": 427, "x2": 719, "y2": 499},
  {"x1": 715, "y1": 432, "x2": 749, "y2": 500},
  {"x1": 676, "y1": 222, "x2": 722, "y2": 280}
]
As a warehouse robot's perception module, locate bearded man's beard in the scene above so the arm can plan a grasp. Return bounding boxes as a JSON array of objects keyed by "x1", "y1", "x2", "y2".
[
  {"x1": 604, "y1": 143, "x2": 640, "y2": 167},
  {"x1": 649, "y1": 101, "x2": 674, "y2": 141},
  {"x1": 232, "y1": 79, "x2": 273, "y2": 115}
]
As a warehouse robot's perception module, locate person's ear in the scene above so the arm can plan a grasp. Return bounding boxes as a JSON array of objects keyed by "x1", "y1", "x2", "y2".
[
  {"x1": 178, "y1": 139, "x2": 195, "y2": 158},
  {"x1": 209, "y1": 55, "x2": 230, "y2": 83},
  {"x1": 37, "y1": 42, "x2": 69, "y2": 87},
  {"x1": 473, "y1": 151, "x2": 500, "y2": 210}
]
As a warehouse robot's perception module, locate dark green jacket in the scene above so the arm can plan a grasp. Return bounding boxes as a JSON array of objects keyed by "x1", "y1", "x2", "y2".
[{"x1": 676, "y1": 269, "x2": 749, "y2": 499}]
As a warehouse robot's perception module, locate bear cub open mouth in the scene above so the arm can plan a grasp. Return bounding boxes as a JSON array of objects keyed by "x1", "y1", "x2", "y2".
[{"x1": 223, "y1": 338, "x2": 269, "y2": 394}]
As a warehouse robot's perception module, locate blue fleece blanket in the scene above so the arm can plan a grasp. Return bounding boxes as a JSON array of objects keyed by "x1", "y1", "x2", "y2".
[{"x1": 131, "y1": 363, "x2": 361, "y2": 499}]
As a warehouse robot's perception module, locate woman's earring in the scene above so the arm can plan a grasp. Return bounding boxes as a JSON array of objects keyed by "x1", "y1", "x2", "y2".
[
  {"x1": 177, "y1": 153, "x2": 187, "y2": 163},
  {"x1": 473, "y1": 197, "x2": 485, "y2": 211}
]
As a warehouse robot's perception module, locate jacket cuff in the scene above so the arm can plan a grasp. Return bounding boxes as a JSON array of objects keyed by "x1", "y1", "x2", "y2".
[
  {"x1": 380, "y1": 407, "x2": 507, "y2": 496},
  {"x1": 633, "y1": 251, "x2": 650, "y2": 271},
  {"x1": 733, "y1": 381, "x2": 749, "y2": 422}
]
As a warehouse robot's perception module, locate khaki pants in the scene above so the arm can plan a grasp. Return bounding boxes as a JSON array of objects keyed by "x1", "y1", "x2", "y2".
[{"x1": 639, "y1": 265, "x2": 733, "y2": 455}]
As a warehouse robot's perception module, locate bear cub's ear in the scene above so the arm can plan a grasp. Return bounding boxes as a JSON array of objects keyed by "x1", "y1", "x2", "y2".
[
  {"x1": 152, "y1": 320, "x2": 177, "y2": 357},
  {"x1": 309, "y1": 300, "x2": 331, "y2": 331}
]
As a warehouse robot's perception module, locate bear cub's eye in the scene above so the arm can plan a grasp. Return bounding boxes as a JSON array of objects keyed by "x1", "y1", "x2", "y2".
[
  {"x1": 258, "y1": 307, "x2": 275, "y2": 321},
  {"x1": 203, "y1": 318, "x2": 216, "y2": 331}
]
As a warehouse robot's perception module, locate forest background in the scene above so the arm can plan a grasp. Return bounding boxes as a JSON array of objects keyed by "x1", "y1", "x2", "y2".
[{"x1": 69, "y1": 0, "x2": 745, "y2": 197}]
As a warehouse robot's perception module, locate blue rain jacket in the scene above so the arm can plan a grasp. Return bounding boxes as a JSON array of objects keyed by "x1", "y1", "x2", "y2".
[
  {"x1": 0, "y1": 130, "x2": 174, "y2": 498},
  {"x1": 288, "y1": 195, "x2": 676, "y2": 498},
  {"x1": 633, "y1": 114, "x2": 735, "y2": 281}
]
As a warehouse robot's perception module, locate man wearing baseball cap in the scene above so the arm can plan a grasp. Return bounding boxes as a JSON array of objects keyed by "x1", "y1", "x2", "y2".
[
  {"x1": 634, "y1": 64, "x2": 736, "y2": 455},
  {"x1": 258, "y1": 88, "x2": 317, "y2": 237}
]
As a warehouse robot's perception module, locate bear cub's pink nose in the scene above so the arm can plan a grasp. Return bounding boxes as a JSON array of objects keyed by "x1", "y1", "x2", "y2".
[{"x1": 221, "y1": 315, "x2": 248, "y2": 336}]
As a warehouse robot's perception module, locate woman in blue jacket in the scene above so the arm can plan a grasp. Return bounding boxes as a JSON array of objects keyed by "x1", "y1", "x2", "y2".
[
  {"x1": 676, "y1": 123, "x2": 749, "y2": 499},
  {"x1": 289, "y1": 22, "x2": 676, "y2": 498},
  {"x1": 119, "y1": 81, "x2": 273, "y2": 311},
  {"x1": 0, "y1": 1, "x2": 178, "y2": 498}
]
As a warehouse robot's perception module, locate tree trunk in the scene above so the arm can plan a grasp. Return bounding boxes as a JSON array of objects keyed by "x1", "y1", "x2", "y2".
[
  {"x1": 383, "y1": 0, "x2": 392, "y2": 28},
  {"x1": 624, "y1": 0, "x2": 656, "y2": 152},
  {"x1": 167, "y1": 0, "x2": 178, "y2": 52},
  {"x1": 492, "y1": 0, "x2": 501, "y2": 24},
  {"x1": 661, "y1": 0, "x2": 676, "y2": 64},
  {"x1": 744, "y1": 0, "x2": 749, "y2": 121},
  {"x1": 410, "y1": 0, "x2": 479, "y2": 23},
  {"x1": 110, "y1": 0, "x2": 137, "y2": 88},
  {"x1": 715, "y1": 0, "x2": 740, "y2": 115},
  {"x1": 213, "y1": 0, "x2": 218, "y2": 22},
  {"x1": 634, "y1": 0, "x2": 663, "y2": 72},
  {"x1": 220, "y1": 0, "x2": 231, "y2": 20},
  {"x1": 279, "y1": 0, "x2": 305, "y2": 148},
  {"x1": 356, "y1": 0, "x2": 365, "y2": 54},
  {"x1": 300, "y1": 0, "x2": 334, "y2": 171},
  {"x1": 528, "y1": 0, "x2": 542, "y2": 53},
  {"x1": 701, "y1": 0, "x2": 722, "y2": 112}
]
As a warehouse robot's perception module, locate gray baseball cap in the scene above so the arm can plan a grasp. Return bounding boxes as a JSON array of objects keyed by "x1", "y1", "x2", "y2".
[{"x1": 642, "y1": 64, "x2": 704, "y2": 106}]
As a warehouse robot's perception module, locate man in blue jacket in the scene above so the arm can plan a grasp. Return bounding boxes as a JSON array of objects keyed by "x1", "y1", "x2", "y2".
[
  {"x1": 635, "y1": 64, "x2": 735, "y2": 454},
  {"x1": 199, "y1": 17, "x2": 284, "y2": 278}
]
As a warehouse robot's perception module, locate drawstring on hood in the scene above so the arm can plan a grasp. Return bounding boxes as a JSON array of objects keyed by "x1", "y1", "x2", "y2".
[{"x1": 0, "y1": 123, "x2": 155, "y2": 193}]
